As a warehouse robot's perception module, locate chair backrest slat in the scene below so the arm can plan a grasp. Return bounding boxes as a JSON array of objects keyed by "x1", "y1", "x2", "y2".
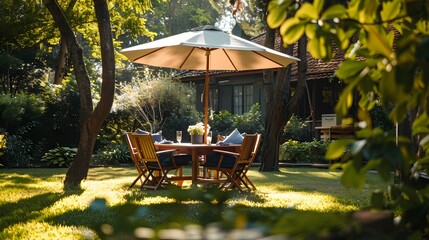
[
  {"x1": 125, "y1": 132, "x2": 142, "y2": 166},
  {"x1": 132, "y1": 134, "x2": 159, "y2": 163},
  {"x1": 237, "y1": 134, "x2": 258, "y2": 163}
]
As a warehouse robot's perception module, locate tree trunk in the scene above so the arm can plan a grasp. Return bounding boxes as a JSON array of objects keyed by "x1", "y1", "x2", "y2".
[
  {"x1": 260, "y1": 34, "x2": 308, "y2": 172},
  {"x1": 54, "y1": 38, "x2": 67, "y2": 84},
  {"x1": 53, "y1": 0, "x2": 78, "y2": 85},
  {"x1": 260, "y1": 26, "x2": 276, "y2": 171},
  {"x1": 287, "y1": 35, "x2": 308, "y2": 115},
  {"x1": 43, "y1": 0, "x2": 115, "y2": 187}
]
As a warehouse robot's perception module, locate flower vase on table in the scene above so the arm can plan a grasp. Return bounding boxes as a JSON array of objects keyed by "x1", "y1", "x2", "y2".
[
  {"x1": 190, "y1": 134, "x2": 203, "y2": 144},
  {"x1": 188, "y1": 122, "x2": 210, "y2": 144}
]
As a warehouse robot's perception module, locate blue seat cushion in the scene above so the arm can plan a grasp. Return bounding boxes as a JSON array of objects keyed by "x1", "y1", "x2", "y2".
[
  {"x1": 203, "y1": 152, "x2": 236, "y2": 168},
  {"x1": 146, "y1": 153, "x2": 190, "y2": 168},
  {"x1": 174, "y1": 154, "x2": 191, "y2": 166}
]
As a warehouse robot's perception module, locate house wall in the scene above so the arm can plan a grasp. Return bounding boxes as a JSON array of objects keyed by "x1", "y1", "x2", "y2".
[{"x1": 194, "y1": 73, "x2": 345, "y2": 129}]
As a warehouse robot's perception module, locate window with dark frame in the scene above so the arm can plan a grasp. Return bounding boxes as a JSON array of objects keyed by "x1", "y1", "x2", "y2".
[{"x1": 233, "y1": 85, "x2": 253, "y2": 114}]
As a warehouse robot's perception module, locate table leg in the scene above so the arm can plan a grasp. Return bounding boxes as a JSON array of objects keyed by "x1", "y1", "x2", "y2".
[{"x1": 192, "y1": 148, "x2": 198, "y2": 184}]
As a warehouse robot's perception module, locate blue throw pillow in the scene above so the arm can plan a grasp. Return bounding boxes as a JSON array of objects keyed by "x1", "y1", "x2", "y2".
[
  {"x1": 222, "y1": 128, "x2": 243, "y2": 144},
  {"x1": 136, "y1": 129, "x2": 149, "y2": 134},
  {"x1": 136, "y1": 129, "x2": 163, "y2": 143},
  {"x1": 151, "y1": 131, "x2": 163, "y2": 143}
]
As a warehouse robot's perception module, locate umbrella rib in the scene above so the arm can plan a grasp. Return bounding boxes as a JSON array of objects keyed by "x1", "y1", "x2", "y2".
[
  {"x1": 132, "y1": 47, "x2": 165, "y2": 62},
  {"x1": 222, "y1": 49, "x2": 238, "y2": 71},
  {"x1": 179, "y1": 47, "x2": 197, "y2": 69},
  {"x1": 253, "y1": 51, "x2": 284, "y2": 67}
]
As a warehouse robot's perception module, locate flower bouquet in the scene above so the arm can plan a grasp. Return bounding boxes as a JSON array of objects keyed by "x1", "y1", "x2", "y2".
[{"x1": 187, "y1": 122, "x2": 210, "y2": 144}]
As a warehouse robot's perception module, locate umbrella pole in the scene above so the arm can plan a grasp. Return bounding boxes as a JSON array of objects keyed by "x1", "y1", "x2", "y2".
[{"x1": 204, "y1": 50, "x2": 210, "y2": 144}]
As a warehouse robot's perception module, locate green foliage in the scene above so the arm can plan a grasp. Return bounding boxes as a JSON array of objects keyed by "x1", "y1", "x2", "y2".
[
  {"x1": 162, "y1": 106, "x2": 201, "y2": 142},
  {"x1": 41, "y1": 82, "x2": 80, "y2": 149},
  {"x1": 233, "y1": 103, "x2": 264, "y2": 134},
  {"x1": 0, "y1": 124, "x2": 45, "y2": 168},
  {"x1": 92, "y1": 143, "x2": 131, "y2": 165},
  {"x1": 210, "y1": 110, "x2": 235, "y2": 137},
  {"x1": 279, "y1": 139, "x2": 330, "y2": 164},
  {"x1": 0, "y1": 94, "x2": 48, "y2": 167},
  {"x1": 0, "y1": 94, "x2": 43, "y2": 134},
  {"x1": 115, "y1": 69, "x2": 196, "y2": 134},
  {"x1": 41, "y1": 146, "x2": 77, "y2": 168},
  {"x1": 210, "y1": 103, "x2": 264, "y2": 138},
  {"x1": 283, "y1": 114, "x2": 313, "y2": 142},
  {"x1": 271, "y1": 0, "x2": 429, "y2": 236},
  {"x1": 370, "y1": 105, "x2": 394, "y2": 132}
]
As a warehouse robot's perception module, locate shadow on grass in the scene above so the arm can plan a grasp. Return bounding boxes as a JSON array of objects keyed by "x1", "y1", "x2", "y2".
[
  {"x1": 86, "y1": 167, "x2": 136, "y2": 181},
  {"x1": 0, "y1": 192, "x2": 66, "y2": 231}
]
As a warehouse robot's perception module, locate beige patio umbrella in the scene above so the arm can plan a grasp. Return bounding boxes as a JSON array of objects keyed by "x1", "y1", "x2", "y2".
[{"x1": 120, "y1": 25, "x2": 300, "y2": 143}]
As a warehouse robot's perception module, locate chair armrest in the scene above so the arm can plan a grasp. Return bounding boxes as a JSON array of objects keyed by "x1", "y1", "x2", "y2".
[
  {"x1": 155, "y1": 149, "x2": 176, "y2": 155},
  {"x1": 213, "y1": 149, "x2": 240, "y2": 156}
]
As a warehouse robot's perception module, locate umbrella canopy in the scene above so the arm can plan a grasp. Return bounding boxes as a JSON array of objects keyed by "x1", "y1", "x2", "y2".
[{"x1": 121, "y1": 25, "x2": 300, "y2": 142}]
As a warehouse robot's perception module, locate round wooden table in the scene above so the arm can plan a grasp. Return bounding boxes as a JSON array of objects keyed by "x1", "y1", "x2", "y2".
[{"x1": 154, "y1": 143, "x2": 241, "y2": 184}]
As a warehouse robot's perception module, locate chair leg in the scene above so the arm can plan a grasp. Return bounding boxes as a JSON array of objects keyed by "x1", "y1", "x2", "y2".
[
  {"x1": 242, "y1": 175, "x2": 256, "y2": 190},
  {"x1": 174, "y1": 167, "x2": 184, "y2": 187},
  {"x1": 128, "y1": 172, "x2": 144, "y2": 190},
  {"x1": 220, "y1": 171, "x2": 243, "y2": 192}
]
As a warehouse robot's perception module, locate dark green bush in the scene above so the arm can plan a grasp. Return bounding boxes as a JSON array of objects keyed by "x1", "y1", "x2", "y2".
[
  {"x1": 162, "y1": 106, "x2": 201, "y2": 142},
  {"x1": 279, "y1": 140, "x2": 330, "y2": 164},
  {"x1": 210, "y1": 110, "x2": 235, "y2": 137},
  {"x1": 209, "y1": 103, "x2": 264, "y2": 138},
  {"x1": 283, "y1": 114, "x2": 313, "y2": 142},
  {"x1": 0, "y1": 124, "x2": 45, "y2": 167},
  {"x1": 92, "y1": 143, "x2": 131, "y2": 165},
  {"x1": 0, "y1": 93, "x2": 43, "y2": 134},
  {"x1": 370, "y1": 105, "x2": 394, "y2": 132},
  {"x1": 233, "y1": 103, "x2": 264, "y2": 134},
  {"x1": 42, "y1": 86, "x2": 80, "y2": 148}
]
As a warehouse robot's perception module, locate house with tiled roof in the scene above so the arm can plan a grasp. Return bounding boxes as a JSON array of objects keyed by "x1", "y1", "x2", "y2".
[{"x1": 176, "y1": 32, "x2": 347, "y2": 131}]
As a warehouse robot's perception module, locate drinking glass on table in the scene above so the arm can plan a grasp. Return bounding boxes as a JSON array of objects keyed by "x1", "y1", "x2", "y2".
[
  {"x1": 207, "y1": 131, "x2": 212, "y2": 144},
  {"x1": 176, "y1": 131, "x2": 182, "y2": 143}
]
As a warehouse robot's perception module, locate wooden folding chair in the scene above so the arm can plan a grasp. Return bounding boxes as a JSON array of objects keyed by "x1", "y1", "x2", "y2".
[
  {"x1": 124, "y1": 132, "x2": 148, "y2": 190},
  {"x1": 208, "y1": 134, "x2": 261, "y2": 191},
  {"x1": 236, "y1": 134, "x2": 261, "y2": 190},
  {"x1": 131, "y1": 133, "x2": 187, "y2": 190}
]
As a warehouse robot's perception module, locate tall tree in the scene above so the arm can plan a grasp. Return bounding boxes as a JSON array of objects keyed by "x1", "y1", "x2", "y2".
[
  {"x1": 43, "y1": 0, "x2": 115, "y2": 187},
  {"x1": 259, "y1": 0, "x2": 308, "y2": 171}
]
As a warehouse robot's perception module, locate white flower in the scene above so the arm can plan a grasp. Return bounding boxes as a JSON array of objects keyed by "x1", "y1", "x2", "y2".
[{"x1": 187, "y1": 122, "x2": 210, "y2": 135}]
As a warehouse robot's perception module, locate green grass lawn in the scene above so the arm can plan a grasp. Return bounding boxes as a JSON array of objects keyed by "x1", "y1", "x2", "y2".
[{"x1": 0, "y1": 166, "x2": 389, "y2": 239}]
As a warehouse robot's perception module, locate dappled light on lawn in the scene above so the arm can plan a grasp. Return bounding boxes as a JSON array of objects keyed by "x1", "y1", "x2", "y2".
[
  {"x1": 1, "y1": 221, "x2": 96, "y2": 240},
  {"x1": 0, "y1": 167, "x2": 387, "y2": 239},
  {"x1": 258, "y1": 191, "x2": 359, "y2": 212}
]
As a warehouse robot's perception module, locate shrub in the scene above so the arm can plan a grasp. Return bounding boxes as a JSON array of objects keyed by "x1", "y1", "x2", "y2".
[
  {"x1": 92, "y1": 143, "x2": 131, "y2": 166},
  {"x1": 0, "y1": 94, "x2": 43, "y2": 134},
  {"x1": 279, "y1": 140, "x2": 330, "y2": 164},
  {"x1": 283, "y1": 114, "x2": 313, "y2": 142},
  {"x1": 370, "y1": 105, "x2": 394, "y2": 132},
  {"x1": 41, "y1": 146, "x2": 77, "y2": 168},
  {"x1": 210, "y1": 103, "x2": 264, "y2": 138},
  {"x1": 210, "y1": 110, "x2": 235, "y2": 137},
  {"x1": 162, "y1": 106, "x2": 201, "y2": 142},
  {"x1": 233, "y1": 103, "x2": 264, "y2": 134},
  {"x1": 0, "y1": 124, "x2": 45, "y2": 167},
  {"x1": 42, "y1": 86, "x2": 80, "y2": 149}
]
